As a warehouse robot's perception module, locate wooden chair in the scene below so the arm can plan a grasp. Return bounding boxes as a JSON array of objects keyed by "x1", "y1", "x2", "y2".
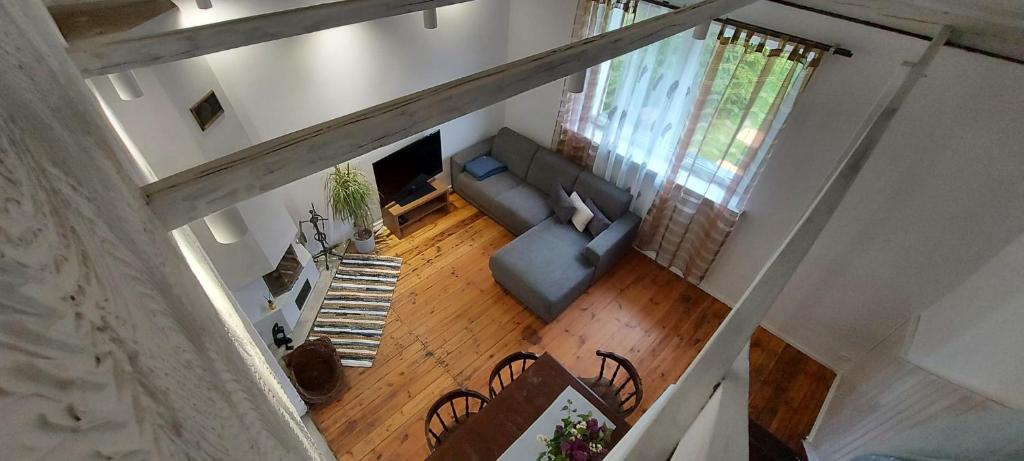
[
  {"x1": 578, "y1": 350, "x2": 643, "y2": 418},
  {"x1": 487, "y1": 351, "x2": 539, "y2": 398},
  {"x1": 424, "y1": 388, "x2": 489, "y2": 451}
]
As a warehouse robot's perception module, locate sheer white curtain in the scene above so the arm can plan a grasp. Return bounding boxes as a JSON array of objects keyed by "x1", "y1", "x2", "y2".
[
  {"x1": 553, "y1": 1, "x2": 711, "y2": 214},
  {"x1": 553, "y1": 1, "x2": 824, "y2": 282}
]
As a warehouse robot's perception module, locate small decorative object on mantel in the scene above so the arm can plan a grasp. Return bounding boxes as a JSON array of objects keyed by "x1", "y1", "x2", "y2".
[
  {"x1": 537, "y1": 400, "x2": 613, "y2": 461},
  {"x1": 265, "y1": 296, "x2": 276, "y2": 311},
  {"x1": 189, "y1": 90, "x2": 224, "y2": 131}
]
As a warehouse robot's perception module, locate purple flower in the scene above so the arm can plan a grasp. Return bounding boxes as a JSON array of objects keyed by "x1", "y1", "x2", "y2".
[
  {"x1": 587, "y1": 418, "x2": 600, "y2": 435},
  {"x1": 561, "y1": 440, "x2": 589, "y2": 461},
  {"x1": 571, "y1": 450, "x2": 589, "y2": 461}
]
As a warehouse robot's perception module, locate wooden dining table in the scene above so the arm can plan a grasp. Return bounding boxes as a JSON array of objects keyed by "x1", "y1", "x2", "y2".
[{"x1": 425, "y1": 353, "x2": 631, "y2": 460}]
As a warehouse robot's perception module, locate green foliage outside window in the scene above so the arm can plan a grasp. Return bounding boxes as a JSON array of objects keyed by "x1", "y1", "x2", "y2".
[{"x1": 593, "y1": 20, "x2": 803, "y2": 175}]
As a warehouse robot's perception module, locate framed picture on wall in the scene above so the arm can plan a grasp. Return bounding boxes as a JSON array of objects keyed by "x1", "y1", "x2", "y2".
[{"x1": 190, "y1": 90, "x2": 224, "y2": 131}]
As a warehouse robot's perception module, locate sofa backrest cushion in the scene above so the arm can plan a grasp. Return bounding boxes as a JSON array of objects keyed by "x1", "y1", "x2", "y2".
[
  {"x1": 491, "y1": 128, "x2": 539, "y2": 178},
  {"x1": 574, "y1": 172, "x2": 632, "y2": 221},
  {"x1": 526, "y1": 148, "x2": 582, "y2": 195}
]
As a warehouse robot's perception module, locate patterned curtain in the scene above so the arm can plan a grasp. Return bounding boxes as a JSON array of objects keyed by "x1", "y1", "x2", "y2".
[
  {"x1": 552, "y1": 0, "x2": 640, "y2": 167},
  {"x1": 552, "y1": 2, "x2": 824, "y2": 283}
]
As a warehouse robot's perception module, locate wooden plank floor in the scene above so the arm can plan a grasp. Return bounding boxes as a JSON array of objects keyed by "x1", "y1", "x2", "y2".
[{"x1": 311, "y1": 194, "x2": 835, "y2": 460}]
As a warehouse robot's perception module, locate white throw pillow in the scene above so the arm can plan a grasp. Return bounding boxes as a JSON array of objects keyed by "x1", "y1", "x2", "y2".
[{"x1": 568, "y1": 191, "x2": 594, "y2": 233}]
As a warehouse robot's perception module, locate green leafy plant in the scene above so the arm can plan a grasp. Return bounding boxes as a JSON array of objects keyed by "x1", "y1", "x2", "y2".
[{"x1": 325, "y1": 165, "x2": 374, "y2": 240}]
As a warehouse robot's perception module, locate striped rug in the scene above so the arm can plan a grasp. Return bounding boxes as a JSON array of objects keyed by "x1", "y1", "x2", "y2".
[{"x1": 308, "y1": 254, "x2": 402, "y2": 368}]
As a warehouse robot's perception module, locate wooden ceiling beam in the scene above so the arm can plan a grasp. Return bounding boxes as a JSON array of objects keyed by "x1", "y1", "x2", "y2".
[
  {"x1": 142, "y1": 0, "x2": 756, "y2": 230},
  {"x1": 70, "y1": 0, "x2": 475, "y2": 77},
  {"x1": 49, "y1": 0, "x2": 176, "y2": 43}
]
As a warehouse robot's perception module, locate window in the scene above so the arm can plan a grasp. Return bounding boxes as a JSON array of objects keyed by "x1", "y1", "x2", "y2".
[{"x1": 562, "y1": 4, "x2": 817, "y2": 211}]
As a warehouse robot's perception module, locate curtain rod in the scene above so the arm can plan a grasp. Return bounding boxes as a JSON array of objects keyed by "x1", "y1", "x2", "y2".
[
  {"x1": 766, "y1": 0, "x2": 1022, "y2": 66},
  {"x1": 639, "y1": 0, "x2": 854, "y2": 58}
]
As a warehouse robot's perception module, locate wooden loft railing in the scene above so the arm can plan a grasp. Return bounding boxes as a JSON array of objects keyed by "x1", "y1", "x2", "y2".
[
  {"x1": 138, "y1": 0, "x2": 757, "y2": 231},
  {"x1": 604, "y1": 25, "x2": 952, "y2": 460},
  {"x1": 0, "y1": 1, "x2": 321, "y2": 458}
]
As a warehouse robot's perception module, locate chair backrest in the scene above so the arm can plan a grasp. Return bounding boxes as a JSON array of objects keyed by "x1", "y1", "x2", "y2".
[
  {"x1": 424, "y1": 388, "x2": 489, "y2": 451},
  {"x1": 487, "y1": 351, "x2": 540, "y2": 398},
  {"x1": 591, "y1": 350, "x2": 643, "y2": 417}
]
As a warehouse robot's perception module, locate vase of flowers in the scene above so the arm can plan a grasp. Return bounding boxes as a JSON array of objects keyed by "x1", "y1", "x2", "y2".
[{"x1": 537, "y1": 400, "x2": 613, "y2": 461}]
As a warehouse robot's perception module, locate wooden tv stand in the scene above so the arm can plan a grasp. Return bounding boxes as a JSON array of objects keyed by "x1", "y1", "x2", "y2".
[{"x1": 381, "y1": 179, "x2": 452, "y2": 239}]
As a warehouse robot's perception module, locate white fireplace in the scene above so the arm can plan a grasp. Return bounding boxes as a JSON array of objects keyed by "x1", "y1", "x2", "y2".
[{"x1": 189, "y1": 193, "x2": 320, "y2": 349}]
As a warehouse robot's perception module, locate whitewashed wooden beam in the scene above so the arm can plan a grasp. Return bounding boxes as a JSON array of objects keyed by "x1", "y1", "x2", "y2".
[
  {"x1": 606, "y1": 25, "x2": 953, "y2": 460},
  {"x1": 142, "y1": 0, "x2": 756, "y2": 230},
  {"x1": 71, "y1": 0, "x2": 475, "y2": 77},
  {"x1": 0, "y1": 0, "x2": 321, "y2": 459},
  {"x1": 668, "y1": 345, "x2": 749, "y2": 461}
]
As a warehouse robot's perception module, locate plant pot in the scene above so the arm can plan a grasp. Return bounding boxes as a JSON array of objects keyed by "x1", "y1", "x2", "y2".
[{"x1": 353, "y1": 228, "x2": 375, "y2": 254}]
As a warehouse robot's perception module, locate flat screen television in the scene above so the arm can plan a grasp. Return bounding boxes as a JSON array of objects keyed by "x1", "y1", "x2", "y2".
[{"x1": 372, "y1": 131, "x2": 443, "y2": 206}]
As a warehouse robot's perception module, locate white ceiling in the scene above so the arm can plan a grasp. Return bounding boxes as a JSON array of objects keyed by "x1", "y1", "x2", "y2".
[{"x1": 777, "y1": 0, "x2": 1024, "y2": 62}]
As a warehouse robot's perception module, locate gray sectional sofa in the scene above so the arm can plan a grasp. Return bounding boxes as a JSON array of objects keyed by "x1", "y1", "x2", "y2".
[{"x1": 451, "y1": 127, "x2": 640, "y2": 322}]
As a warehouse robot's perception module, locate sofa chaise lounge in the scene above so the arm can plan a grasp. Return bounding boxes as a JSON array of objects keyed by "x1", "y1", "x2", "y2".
[{"x1": 451, "y1": 127, "x2": 640, "y2": 322}]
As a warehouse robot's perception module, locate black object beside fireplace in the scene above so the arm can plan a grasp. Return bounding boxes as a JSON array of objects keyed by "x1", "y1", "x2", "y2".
[{"x1": 295, "y1": 280, "x2": 312, "y2": 311}]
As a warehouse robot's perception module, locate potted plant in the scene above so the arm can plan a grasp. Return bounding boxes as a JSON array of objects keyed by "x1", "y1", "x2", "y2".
[{"x1": 325, "y1": 164, "x2": 376, "y2": 253}]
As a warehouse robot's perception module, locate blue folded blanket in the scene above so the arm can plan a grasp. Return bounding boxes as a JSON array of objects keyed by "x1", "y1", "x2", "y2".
[{"x1": 465, "y1": 155, "x2": 507, "y2": 180}]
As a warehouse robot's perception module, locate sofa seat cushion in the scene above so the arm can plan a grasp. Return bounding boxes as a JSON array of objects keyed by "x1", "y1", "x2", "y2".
[
  {"x1": 454, "y1": 170, "x2": 522, "y2": 215},
  {"x1": 492, "y1": 128, "x2": 540, "y2": 178},
  {"x1": 489, "y1": 183, "x2": 554, "y2": 235},
  {"x1": 490, "y1": 217, "x2": 595, "y2": 322}
]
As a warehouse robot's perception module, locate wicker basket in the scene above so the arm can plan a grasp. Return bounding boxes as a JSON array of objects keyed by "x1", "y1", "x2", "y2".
[{"x1": 283, "y1": 338, "x2": 345, "y2": 405}]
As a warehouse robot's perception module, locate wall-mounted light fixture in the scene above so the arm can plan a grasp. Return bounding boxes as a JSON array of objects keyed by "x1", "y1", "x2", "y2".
[
  {"x1": 692, "y1": 21, "x2": 711, "y2": 40},
  {"x1": 422, "y1": 8, "x2": 438, "y2": 29},
  {"x1": 205, "y1": 206, "x2": 249, "y2": 244},
  {"x1": 195, "y1": 0, "x2": 213, "y2": 9},
  {"x1": 567, "y1": 70, "x2": 587, "y2": 94},
  {"x1": 109, "y1": 70, "x2": 144, "y2": 100}
]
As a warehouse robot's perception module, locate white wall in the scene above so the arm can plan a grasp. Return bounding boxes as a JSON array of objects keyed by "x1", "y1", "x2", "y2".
[
  {"x1": 695, "y1": 2, "x2": 924, "y2": 369},
  {"x1": 98, "y1": 0, "x2": 513, "y2": 280},
  {"x1": 504, "y1": 0, "x2": 578, "y2": 144},
  {"x1": 86, "y1": 34, "x2": 309, "y2": 420},
  {"x1": 90, "y1": 57, "x2": 297, "y2": 291},
  {"x1": 172, "y1": 0, "x2": 510, "y2": 241},
  {"x1": 808, "y1": 323, "x2": 1024, "y2": 460},
  {"x1": 906, "y1": 233, "x2": 1024, "y2": 410},
  {"x1": 740, "y1": 44, "x2": 1024, "y2": 370}
]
